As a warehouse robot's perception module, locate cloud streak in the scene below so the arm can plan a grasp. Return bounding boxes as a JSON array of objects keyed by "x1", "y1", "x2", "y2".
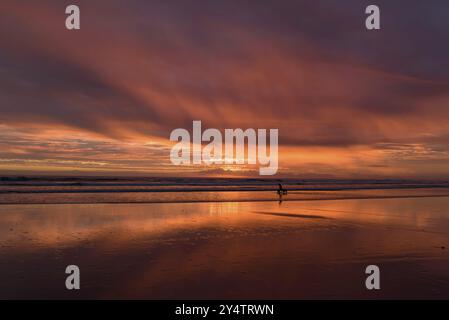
[{"x1": 1, "y1": 0, "x2": 449, "y2": 177}]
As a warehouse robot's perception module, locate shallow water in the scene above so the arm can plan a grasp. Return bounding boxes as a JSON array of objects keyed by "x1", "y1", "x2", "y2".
[
  {"x1": 2, "y1": 177, "x2": 449, "y2": 204},
  {"x1": 1, "y1": 196, "x2": 449, "y2": 299},
  {"x1": 2, "y1": 187, "x2": 449, "y2": 205}
]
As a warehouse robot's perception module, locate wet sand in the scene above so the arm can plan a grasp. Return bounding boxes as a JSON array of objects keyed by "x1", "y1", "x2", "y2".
[{"x1": 1, "y1": 196, "x2": 449, "y2": 299}]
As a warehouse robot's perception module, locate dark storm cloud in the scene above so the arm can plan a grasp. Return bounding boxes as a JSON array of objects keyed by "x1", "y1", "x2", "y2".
[{"x1": 0, "y1": 0, "x2": 448, "y2": 148}]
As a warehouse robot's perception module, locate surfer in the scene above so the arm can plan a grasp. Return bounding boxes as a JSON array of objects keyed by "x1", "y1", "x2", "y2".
[{"x1": 277, "y1": 183, "x2": 287, "y2": 197}]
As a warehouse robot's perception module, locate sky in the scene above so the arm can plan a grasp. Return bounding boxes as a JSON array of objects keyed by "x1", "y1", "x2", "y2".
[{"x1": 0, "y1": 0, "x2": 449, "y2": 178}]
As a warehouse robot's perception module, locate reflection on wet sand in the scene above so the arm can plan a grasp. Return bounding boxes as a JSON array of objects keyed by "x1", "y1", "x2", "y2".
[
  {"x1": 1, "y1": 196, "x2": 449, "y2": 299},
  {"x1": 254, "y1": 211, "x2": 331, "y2": 219}
]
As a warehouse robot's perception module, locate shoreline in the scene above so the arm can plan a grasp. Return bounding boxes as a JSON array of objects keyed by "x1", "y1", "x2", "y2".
[
  {"x1": 2, "y1": 184, "x2": 449, "y2": 194},
  {"x1": 1, "y1": 192, "x2": 449, "y2": 206}
]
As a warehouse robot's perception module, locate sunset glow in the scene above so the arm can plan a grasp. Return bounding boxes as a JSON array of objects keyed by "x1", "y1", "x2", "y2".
[{"x1": 1, "y1": 0, "x2": 449, "y2": 178}]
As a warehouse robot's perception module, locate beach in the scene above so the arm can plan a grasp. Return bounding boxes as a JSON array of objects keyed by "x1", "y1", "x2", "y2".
[
  {"x1": 1, "y1": 185, "x2": 449, "y2": 299},
  {"x1": 2, "y1": 0, "x2": 449, "y2": 307}
]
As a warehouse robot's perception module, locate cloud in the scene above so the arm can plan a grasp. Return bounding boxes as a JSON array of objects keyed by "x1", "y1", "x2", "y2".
[{"x1": 0, "y1": 0, "x2": 449, "y2": 177}]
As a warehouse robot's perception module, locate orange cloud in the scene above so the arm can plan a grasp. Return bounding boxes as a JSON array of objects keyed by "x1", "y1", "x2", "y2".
[{"x1": 1, "y1": 0, "x2": 449, "y2": 177}]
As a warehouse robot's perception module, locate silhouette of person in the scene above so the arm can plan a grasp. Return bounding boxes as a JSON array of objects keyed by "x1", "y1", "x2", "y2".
[
  {"x1": 277, "y1": 184, "x2": 287, "y2": 202},
  {"x1": 277, "y1": 183, "x2": 283, "y2": 195}
]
